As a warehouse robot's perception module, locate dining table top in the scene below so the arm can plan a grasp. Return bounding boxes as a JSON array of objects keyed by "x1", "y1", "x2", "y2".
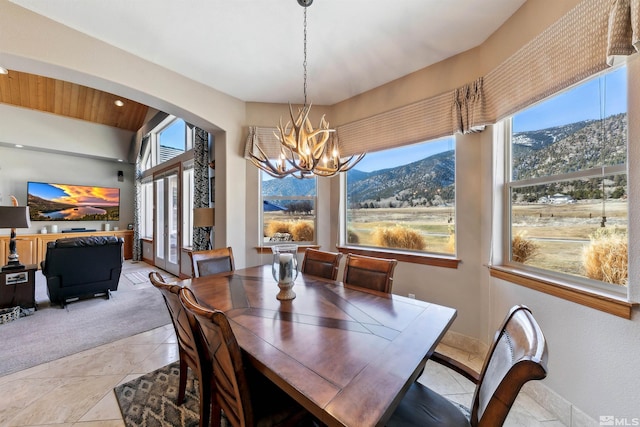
[{"x1": 182, "y1": 264, "x2": 457, "y2": 427}]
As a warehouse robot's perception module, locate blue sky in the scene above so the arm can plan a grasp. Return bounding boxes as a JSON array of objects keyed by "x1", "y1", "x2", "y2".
[
  {"x1": 513, "y1": 66, "x2": 627, "y2": 133},
  {"x1": 159, "y1": 118, "x2": 187, "y2": 149},
  {"x1": 354, "y1": 137, "x2": 455, "y2": 173}
]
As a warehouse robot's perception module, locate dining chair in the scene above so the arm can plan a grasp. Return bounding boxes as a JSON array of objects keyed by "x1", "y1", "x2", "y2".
[
  {"x1": 189, "y1": 246, "x2": 235, "y2": 278},
  {"x1": 386, "y1": 305, "x2": 548, "y2": 427},
  {"x1": 342, "y1": 253, "x2": 397, "y2": 293},
  {"x1": 148, "y1": 272, "x2": 212, "y2": 427},
  {"x1": 178, "y1": 287, "x2": 311, "y2": 427},
  {"x1": 300, "y1": 248, "x2": 343, "y2": 281}
]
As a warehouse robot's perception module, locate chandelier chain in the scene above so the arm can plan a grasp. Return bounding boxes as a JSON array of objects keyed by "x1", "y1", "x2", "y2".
[{"x1": 303, "y1": 6, "x2": 308, "y2": 107}]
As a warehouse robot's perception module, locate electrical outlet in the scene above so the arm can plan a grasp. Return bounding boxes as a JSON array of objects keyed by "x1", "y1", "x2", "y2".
[{"x1": 408, "y1": 293, "x2": 415, "y2": 299}]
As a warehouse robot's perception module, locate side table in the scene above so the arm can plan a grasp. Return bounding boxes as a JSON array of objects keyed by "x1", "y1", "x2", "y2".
[{"x1": 0, "y1": 264, "x2": 37, "y2": 310}]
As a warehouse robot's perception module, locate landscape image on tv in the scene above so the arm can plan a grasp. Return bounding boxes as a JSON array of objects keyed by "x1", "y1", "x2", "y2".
[{"x1": 27, "y1": 182, "x2": 120, "y2": 221}]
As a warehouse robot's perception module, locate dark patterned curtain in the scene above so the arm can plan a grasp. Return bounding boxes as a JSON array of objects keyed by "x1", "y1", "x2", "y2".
[
  {"x1": 193, "y1": 127, "x2": 210, "y2": 250},
  {"x1": 133, "y1": 136, "x2": 146, "y2": 261}
]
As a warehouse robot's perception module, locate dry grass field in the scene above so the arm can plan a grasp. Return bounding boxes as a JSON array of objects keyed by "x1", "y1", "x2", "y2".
[
  {"x1": 512, "y1": 200, "x2": 627, "y2": 279},
  {"x1": 266, "y1": 200, "x2": 627, "y2": 284}
]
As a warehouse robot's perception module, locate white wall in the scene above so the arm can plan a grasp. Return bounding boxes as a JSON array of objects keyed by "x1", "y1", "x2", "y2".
[{"x1": 0, "y1": 104, "x2": 133, "y2": 161}]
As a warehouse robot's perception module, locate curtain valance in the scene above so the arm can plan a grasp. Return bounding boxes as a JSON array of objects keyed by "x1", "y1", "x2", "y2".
[{"x1": 607, "y1": 0, "x2": 640, "y2": 66}]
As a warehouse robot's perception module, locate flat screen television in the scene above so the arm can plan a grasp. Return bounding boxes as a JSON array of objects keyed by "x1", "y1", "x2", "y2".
[{"x1": 27, "y1": 182, "x2": 120, "y2": 221}]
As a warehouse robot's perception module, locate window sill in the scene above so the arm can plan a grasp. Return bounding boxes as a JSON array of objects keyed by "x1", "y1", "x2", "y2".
[
  {"x1": 255, "y1": 245, "x2": 320, "y2": 254},
  {"x1": 489, "y1": 265, "x2": 635, "y2": 319},
  {"x1": 336, "y1": 246, "x2": 460, "y2": 269}
]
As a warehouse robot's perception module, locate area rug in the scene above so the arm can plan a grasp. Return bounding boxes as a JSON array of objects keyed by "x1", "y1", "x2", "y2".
[
  {"x1": 114, "y1": 362, "x2": 205, "y2": 427},
  {"x1": 0, "y1": 268, "x2": 172, "y2": 377},
  {"x1": 124, "y1": 271, "x2": 152, "y2": 284}
]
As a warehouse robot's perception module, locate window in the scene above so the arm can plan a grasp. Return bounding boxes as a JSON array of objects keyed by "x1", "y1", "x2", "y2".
[
  {"x1": 140, "y1": 116, "x2": 193, "y2": 171},
  {"x1": 507, "y1": 66, "x2": 627, "y2": 290},
  {"x1": 344, "y1": 137, "x2": 456, "y2": 255},
  {"x1": 260, "y1": 172, "x2": 317, "y2": 245}
]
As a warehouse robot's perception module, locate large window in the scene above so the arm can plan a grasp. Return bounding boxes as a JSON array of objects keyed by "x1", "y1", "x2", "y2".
[
  {"x1": 140, "y1": 116, "x2": 193, "y2": 171},
  {"x1": 507, "y1": 66, "x2": 627, "y2": 289},
  {"x1": 260, "y1": 172, "x2": 317, "y2": 245},
  {"x1": 344, "y1": 137, "x2": 456, "y2": 255}
]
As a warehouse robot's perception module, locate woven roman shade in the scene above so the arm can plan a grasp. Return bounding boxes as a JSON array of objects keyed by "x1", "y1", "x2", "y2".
[
  {"x1": 607, "y1": 0, "x2": 640, "y2": 66},
  {"x1": 484, "y1": 0, "x2": 612, "y2": 123},
  {"x1": 244, "y1": 126, "x2": 281, "y2": 160},
  {"x1": 453, "y1": 77, "x2": 487, "y2": 134},
  {"x1": 336, "y1": 92, "x2": 452, "y2": 157}
]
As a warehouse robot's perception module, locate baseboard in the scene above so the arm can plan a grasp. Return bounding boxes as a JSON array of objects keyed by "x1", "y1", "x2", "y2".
[{"x1": 440, "y1": 331, "x2": 598, "y2": 427}]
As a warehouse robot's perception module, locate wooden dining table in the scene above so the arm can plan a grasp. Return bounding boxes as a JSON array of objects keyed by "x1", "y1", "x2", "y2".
[{"x1": 183, "y1": 264, "x2": 457, "y2": 427}]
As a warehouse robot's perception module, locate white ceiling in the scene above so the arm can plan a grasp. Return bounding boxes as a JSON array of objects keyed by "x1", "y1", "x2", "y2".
[{"x1": 10, "y1": 0, "x2": 526, "y2": 105}]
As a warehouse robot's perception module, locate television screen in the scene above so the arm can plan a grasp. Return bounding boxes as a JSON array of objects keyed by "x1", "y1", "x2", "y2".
[{"x1": 27, "y1": 182, "x2": 120, "y2": 221}]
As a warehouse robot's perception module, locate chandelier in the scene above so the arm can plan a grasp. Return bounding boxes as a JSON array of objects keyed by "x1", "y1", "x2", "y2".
[{"x1": 249, "y1": 0, "x2": 365, "y2": 179}]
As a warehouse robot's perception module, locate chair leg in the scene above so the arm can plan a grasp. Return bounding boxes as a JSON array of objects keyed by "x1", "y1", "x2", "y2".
[
  {"x1": 210, "y1": 394, "x2": 222, "y2": 427},
  {"x1": 177, "y1": 356, "x2": 188, "y2": 405},
  {"x1": 197, "y1": 368, "x2": 212, "y2": 427}
]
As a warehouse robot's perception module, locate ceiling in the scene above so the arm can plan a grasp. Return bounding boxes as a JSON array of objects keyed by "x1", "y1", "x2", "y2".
[
  {"x1": 7, "y1": 0, "x2": 526, "y2": 108},
  {"x1": 0, "y1": 70, "x2": 149, "y2": 132}
]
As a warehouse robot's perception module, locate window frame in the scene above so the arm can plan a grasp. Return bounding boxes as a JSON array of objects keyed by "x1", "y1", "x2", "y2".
[
  {"x1": 259, "y1": 173, "x2": 318, "y2": 247},
  {"x1": 339, "y1": 136, "x2": 460, "y2": 268},
  {"x1": 496, "y1": 66, "x2": 632, "y2": 318}
]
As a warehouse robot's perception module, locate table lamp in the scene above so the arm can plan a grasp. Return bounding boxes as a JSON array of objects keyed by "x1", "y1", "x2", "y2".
[
  {"x1": 0, "y1": 196, "x2": 32, "y2": 271},
  {"x1": 193, "y1": 207, "x2": 214, "y2": 250}
]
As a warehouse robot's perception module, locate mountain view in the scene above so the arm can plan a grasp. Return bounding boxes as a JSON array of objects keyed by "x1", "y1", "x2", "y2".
[
  {"x1": 512, "y1": 113, "x2": 627, "y2": 181},
  {"x1": 263, "y1": 113, "x2": 627, "y2": 208}
]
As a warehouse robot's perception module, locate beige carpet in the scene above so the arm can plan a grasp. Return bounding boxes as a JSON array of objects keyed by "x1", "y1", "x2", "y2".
[{"x1": 0, "y1": 261, "x2": 173, "y2": 377}]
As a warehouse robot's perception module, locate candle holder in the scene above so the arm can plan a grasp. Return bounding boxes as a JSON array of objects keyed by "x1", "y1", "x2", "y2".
[{"x1": 271, "y1": 244, "x2": 298, "y2": 300}]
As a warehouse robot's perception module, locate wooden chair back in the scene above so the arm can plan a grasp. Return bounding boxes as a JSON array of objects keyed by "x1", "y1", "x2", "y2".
[
  {"x1": 342, "y1": 253, "x2": 397, "y2": 293},
  {"x1": 300, "y1": 248, "x2": 343, "y2": 281},
  {"x1": 179, "y1": 287, "x2": 255, "y2": 427},
  {"x1": 149, "y1": 272, "x2": 211, "y2": 427},
  {"x1": 471, "y1": 305, "x2": 548, "y2": 426},
  {"x1": 189, "y1": 247, "x2": 235, "y2": 278}
]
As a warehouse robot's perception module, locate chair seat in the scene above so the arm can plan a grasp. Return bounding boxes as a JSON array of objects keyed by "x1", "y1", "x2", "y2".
[{"x1": 386, "y1": 382, "x2": 471, "y2": 427}]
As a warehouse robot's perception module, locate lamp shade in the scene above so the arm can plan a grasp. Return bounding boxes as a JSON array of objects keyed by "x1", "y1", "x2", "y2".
[
  {"x1": 193, "y1": 207, "x2": 214, "y2": 228},
  {"x1": 0, "y1": 206, "x2": 31, "y2": 229}
]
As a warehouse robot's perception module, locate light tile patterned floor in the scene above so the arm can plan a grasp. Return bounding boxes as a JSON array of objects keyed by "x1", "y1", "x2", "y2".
[{"x1": 0, "y1": 261, "x2": 568, "y2": 426}]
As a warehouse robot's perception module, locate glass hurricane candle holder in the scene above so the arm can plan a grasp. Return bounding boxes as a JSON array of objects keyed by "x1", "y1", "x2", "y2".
[{"x1": 271, "y1": 244, "x2": 298, "y2": 300}]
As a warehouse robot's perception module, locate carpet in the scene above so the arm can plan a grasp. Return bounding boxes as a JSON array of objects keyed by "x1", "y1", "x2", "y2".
[
  {"x1": 114, "y1": 362, "x2": 211, "y2": 427},
  {"x1": 0, "y1": 264, "x2": 172, "y2": 377}
]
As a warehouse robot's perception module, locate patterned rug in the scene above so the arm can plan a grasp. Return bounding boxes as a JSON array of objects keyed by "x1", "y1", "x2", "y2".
[{"x1": 114, "y1": 362, "x2": 203, "y2": 427}]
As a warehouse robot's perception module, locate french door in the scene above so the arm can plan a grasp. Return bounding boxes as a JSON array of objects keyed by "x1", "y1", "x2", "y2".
[{"x1": 154, "y1": 168, "x2": 180, "y2": 275}]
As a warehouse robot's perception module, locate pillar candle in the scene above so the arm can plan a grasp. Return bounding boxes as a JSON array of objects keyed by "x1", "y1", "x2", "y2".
[{"x1": 279, "y1": 253, "x2": 293, "y2": 283}]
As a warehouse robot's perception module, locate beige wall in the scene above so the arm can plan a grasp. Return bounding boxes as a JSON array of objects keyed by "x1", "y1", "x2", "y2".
[{"x1": 2, "y1": 0, "x2": 639, "y2": 421}]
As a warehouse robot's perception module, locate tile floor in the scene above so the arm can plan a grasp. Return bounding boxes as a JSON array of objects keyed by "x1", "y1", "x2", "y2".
[{"x1": 0, "y1": 262, "x2": 567, "y2": 427}]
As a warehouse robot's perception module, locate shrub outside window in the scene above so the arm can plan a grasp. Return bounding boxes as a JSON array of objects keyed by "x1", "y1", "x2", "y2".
[
  {"x1": 260, "y1": 172, "x2": 317, "y2": 245},
  {"x1": 507, "y1": 66, "x2": 627, "y2": 289},
  {"x1": 344, "y1": 137, "x2": 456, "y2": 255}
]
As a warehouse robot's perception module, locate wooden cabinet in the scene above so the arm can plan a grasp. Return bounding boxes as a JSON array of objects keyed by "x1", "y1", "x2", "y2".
[
  {"x1": 0, "y1": 238, "x2": 37, "y2": 267},
  {"x1": 0, "y1": 230, "x2": 134, "y2": 269}
]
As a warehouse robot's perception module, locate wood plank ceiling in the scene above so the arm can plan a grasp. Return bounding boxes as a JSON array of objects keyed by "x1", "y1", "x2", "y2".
[{"x1": 0, "y1": 69, "x2": 148, "y2": 132}]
